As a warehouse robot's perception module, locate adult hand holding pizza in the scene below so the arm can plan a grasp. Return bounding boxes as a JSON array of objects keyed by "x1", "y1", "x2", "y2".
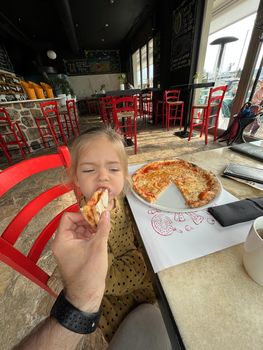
[
  {"x1": 52, "y1": 210, "x2": 111, "y2": 313},
  {"x1": 15, "y1": 210, "x2": 111, "y2": 350}
]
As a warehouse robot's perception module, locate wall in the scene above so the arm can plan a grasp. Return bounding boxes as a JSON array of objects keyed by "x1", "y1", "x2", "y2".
[
  {"x1": 0, "y1": 98, "x2": 64, "y2": 151},
  {"x1": 68, "y1": 73, "x2": 121, "y2": 98},
  {"x1": 158, "y1": 0, "x2": 205, "y2": 88}
]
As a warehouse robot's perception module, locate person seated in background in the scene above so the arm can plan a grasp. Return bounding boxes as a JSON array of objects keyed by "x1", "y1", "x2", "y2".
[
  {"x1": 249, "y1": 80, "x2": 263, "y2": 135},
  {"x1": 217, "y1": 102, "x2": 260, "y2": 145},
  {"x1": 125, "y1": 81, "x2": 134, "y2": 89}
]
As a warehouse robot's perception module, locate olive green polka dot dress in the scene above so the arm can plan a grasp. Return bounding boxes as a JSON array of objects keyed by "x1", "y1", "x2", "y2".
[{"x1": 99, "y1": 195, "x2": 156, "y2": 342}]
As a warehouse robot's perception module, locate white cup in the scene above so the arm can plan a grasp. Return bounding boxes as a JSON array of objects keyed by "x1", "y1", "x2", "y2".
[{"x1": 243, "y1": 216, "x2": 263, "y2": 286}]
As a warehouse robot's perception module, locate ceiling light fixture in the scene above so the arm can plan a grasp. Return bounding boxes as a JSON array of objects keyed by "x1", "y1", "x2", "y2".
[
  {"x1": 105, "y1": 23, "x2": 109, "y2": 28},
  {"x1": 101, "y1": 38, "x2": 105, "y2": 42},
  {"x1": 46, "y1": 50, "x2": 57, "y2": 60},
  {"x1": 109, "y1": 0, "x2": 114, "y2": 4}
]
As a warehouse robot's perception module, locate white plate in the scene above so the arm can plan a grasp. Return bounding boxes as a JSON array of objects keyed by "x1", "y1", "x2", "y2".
[{"x1": 131, "y1": 178, "x2": 222, "y2": 213}]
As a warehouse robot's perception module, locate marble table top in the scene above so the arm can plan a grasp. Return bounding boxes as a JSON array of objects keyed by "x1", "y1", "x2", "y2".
[{"x1": 157, "y1": 142, "x2": 263, "y2": 350}]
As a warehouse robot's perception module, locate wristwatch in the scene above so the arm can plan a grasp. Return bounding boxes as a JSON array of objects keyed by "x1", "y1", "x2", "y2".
[{"x1": 50, "y1": 290, "x2": 101, "y2": 334}]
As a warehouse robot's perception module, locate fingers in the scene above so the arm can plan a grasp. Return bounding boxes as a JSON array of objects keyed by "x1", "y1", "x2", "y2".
[
  {"x1": 62, "y1": 212, "x2": 88, "y2": 227},
  {"x1": 96, "y1": 210, "x2": 111, "y2": 240},
  {"x1": 53, "y1": 212, "x2": 90, "y2": 244}
]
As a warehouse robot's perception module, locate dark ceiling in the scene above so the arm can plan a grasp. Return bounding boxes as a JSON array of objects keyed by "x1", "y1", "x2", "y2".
[{"x1": 0, "y1": 0, "x2": 156, "y2": 73}]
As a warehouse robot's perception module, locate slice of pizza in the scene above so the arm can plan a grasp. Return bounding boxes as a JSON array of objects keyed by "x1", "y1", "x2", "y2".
[{"x1": 80, "y1": 189, "x2": 109, "y2": 227}]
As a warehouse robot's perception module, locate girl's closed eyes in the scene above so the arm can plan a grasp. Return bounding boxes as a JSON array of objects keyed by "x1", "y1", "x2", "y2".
[
  {"x1": 109, "y1": 167, "x2": 121, "y2": 172},
  {"x1": 81, "y1": 166, "x2": 121, "y2": 173},
  {"x1": 82, "y1": 169, "x2": 95, "y2": 173}
]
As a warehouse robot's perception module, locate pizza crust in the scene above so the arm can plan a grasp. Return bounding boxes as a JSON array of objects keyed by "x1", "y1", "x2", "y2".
[
  {"x1": 80, "y1": 189, "x2": 109, "y2": 226},
  {"x1": 132, "y1": 160, "x2": 220, "y2": 208}
]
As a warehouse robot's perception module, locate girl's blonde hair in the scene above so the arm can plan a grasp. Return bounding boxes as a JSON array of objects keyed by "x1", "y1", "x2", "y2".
[{"x1": 68, "y1": 127, "x2": 128, "y2": 183}]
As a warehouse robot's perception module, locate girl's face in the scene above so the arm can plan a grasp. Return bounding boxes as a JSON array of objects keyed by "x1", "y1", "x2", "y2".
[{"x1": 75, "y1": 136, "x2": 126, "y2": 209}]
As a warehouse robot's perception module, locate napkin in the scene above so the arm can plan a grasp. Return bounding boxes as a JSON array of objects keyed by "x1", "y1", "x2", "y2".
[
  {"x1": 230, "y1": 143, "x2": 263, "y2": 162},
  {"x1": 223, "y1": 163, "x2": 263, "y2": 184},
  {"x1": 208, "y1": 197, "x2": 263, "y2": 226}
]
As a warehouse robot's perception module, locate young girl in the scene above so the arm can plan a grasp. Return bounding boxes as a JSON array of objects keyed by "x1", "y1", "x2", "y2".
[{"x1": 68, "y1": 127, "x2": 156, "y2": 341}]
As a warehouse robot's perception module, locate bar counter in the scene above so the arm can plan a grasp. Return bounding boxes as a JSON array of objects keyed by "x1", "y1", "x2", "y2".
[{"x1": 0, "y1": 97, "x2": 62, "y2": 151}]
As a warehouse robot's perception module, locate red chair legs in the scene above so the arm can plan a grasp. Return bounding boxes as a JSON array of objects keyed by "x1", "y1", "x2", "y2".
[
  {"x1": 0, "y1": 137, "x2": 12, "y2": 164},
  {"x1": 188, "y1": 107, "x2": 207, "y2": 142},
  {"x1": 35, "y1": 117, "x2": 60, "y2": 148},
  {"x1": 0, "y1": 108, "x2": 31, "y2": 160},
  {"x1": 166, "y1": 103, "x2": 184, "y2": 130}
]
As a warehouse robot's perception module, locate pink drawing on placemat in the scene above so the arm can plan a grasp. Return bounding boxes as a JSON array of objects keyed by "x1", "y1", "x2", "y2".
[
  {"x1": 187, "y1": 212, "x2": 204, "y2": 225},
  {"x1": 185, "y1": 225, "x2": 194, "y2": 231},
  {"x1": 174, "y1": 212, "x2": 185, "y2": 222},
  {"x1": 207, "y1": 217, "x2": 216, "y2": 224},
  {"x1": 147, "y1": 209, "x2": 160, "y2": 215},
  {"x1": 151, "y1": 214, "x2": 174, "y2": 236}
]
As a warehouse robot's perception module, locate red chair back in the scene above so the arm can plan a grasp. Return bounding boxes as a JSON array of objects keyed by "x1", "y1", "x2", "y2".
[
  {"x1": 141, "y1": 92, "x2": 152, "y2": 124},
  {"x1": 0, "y1": 107, "x2": 30, "y2": 161},
  {"x1": 40, "y1": 101, "x2": 68, "y2": 145},
  {"x1": 98, "y1": 97, "x2": 113, "y2": 125},
  {"x1": 0, "y1": 146, "x2": 78, "y2": 297},
  {"x1": 206, "y1": 85, "x2": 227, "y2": 118},
  {"x1": 65, "y1": 99, "x2": 80, "y2": 136},
  {"x1": 164, "y1": 89, "x2": 181, "y2": 102},
  {"x1": 111, "y1": 96, "x2": 138, "y2": 154},
  {"x1": 162, "y1": 89, "x2": 184, "y2": 130},
  {"x1": 188, "y1": 85, "x2": 227, "y2": 144}
]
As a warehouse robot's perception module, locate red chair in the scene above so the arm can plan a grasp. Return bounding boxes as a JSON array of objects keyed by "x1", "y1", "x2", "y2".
[
  {"x1": 162, "y1": 90, "x2": 184, "y2": 130},
  {"x1": 36, "y1": 101, "x2": 68, "y2": 148},
  {"x1": 188, "y1": 85, "x2": 227, "y2": 145},
  {"x1": 60, "y1": 99, "x2": 80, "y2": 137},
  {"x1": 0, "y1": 146, "x2": 79, "y2": 297},
  {"x1": 111, "y1": 96, "x2": 138, "y2": 154},
  {"x1": 0, "y1": 133, "x2": 12, "y2": 164},
  {"x1": 86, "y1": 98, "x2": 99, "y2": 115},
  {"x1": 98, "y1": 96, "x2": 113, "y2": 126},
  {"x1": 0, "y1": 107, "x2": 30, "y2": 161},
  {"x1": 141, "y1": 92, "x2": 153, "y2": 124}
]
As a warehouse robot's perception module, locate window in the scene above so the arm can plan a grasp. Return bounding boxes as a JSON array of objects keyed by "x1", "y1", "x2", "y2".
[
  {"x1": 132, "y1": 38, "x2": 154, "y2": 88},
  {"x1": 199, "y1": 13, "x2": 258, "y2": 131}
]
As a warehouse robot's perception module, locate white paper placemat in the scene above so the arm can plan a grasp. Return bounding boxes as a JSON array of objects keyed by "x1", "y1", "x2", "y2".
[{"x1": 127, "y1": 164, "x2": 252, "y2": 273}]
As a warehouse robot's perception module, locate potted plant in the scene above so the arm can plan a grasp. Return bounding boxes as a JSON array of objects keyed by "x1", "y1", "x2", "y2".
[
  {"x1": 49, "y1": 75, "x2": 75, "y2": 105},
  {"x1": 100, "y1": 84, "x2": 106, "y2": 94},
  {"x1": 118, "y1": 74, "x2": 126, "y2": 90}
]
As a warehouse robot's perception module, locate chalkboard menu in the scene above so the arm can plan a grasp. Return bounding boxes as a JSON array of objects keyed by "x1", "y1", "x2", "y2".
[
  {"x1": 63, "y1": 59, "x2": 90, "y2": 75},
  {"x1": 153, "y1": 32, "x2": 161, "y2": 85},
  {"x1": 0, "y1": 43, "x2": 14, "y2": 73},
  {"x1": 64, "y1": 50, "x2": 121, "y2": 76},
  {"x1": 170, "y1": 0, "x2": 196, "y2": 72}
]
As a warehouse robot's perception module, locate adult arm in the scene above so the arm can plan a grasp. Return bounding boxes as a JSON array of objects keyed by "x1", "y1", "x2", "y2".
[
  {"x1": 13, "y1": 317, "x2": 84, "y2": 350},
  {"x1": 13, "y1": 210, "x2": 111, "y2": 350}
]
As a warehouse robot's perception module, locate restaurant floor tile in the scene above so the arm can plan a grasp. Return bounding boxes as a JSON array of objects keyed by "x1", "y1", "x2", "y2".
[{"x1": 0, "y1": 114, "x2": 225, "y2": 349}]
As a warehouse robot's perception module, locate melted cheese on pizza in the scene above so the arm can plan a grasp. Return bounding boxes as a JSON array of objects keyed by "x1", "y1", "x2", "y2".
[{"x1": 132, "y1": 160, "x2": 220, "y2": 208}]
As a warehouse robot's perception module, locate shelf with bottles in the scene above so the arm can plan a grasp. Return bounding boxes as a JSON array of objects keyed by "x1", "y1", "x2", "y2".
[{"x1": 0, "y1": 72, "x2": 25, "y2": 101}]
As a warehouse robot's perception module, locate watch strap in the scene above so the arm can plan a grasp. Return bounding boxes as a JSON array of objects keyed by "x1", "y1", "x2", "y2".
[{"x1": 50, "y1": 290, "x2": 100, "y2": 334}]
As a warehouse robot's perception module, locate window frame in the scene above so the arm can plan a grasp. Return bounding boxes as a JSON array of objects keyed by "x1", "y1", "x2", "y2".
[{"x1": 132, "y1": 38, "x2": 153, "y2": 89}]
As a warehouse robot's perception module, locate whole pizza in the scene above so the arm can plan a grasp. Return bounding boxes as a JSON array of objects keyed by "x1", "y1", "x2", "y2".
[{"x1": 132, "y1": 159, "x2": 221, "y2": 208}]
